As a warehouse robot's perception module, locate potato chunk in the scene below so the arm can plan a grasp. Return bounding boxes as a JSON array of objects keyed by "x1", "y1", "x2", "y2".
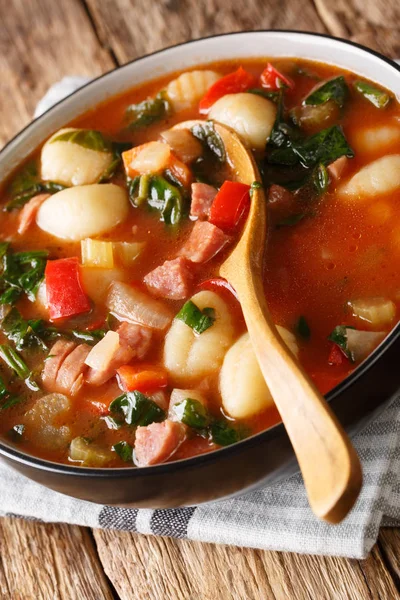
[
  {"x1": 41, "y1": 128, "x2": 114, "y2": 186},
  {"x1": 209, "y1": 93, "x2": 277, "y2": 150},
  {"x1": 164, "y1": 291, "x2": 234, "y2": 382},
  {"x1": 24, "y1": 393, "x2": 72, "y2": 450},
  {"x1": 349, "y1": 297, "x2": 396, "y2": 328},
  {"x1": 36, "y1": 184, "x2": 129, "y2": 241},
  {"x1": 338, "y1": 154, "x2": 400, "y2": 200}
]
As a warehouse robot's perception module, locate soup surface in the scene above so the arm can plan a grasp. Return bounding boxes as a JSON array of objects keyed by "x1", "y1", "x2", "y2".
[{"x1": 0, "y1": 58, "x2": 399, "y2": 468}]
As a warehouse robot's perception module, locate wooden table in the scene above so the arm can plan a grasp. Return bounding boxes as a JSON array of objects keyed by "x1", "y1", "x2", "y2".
[{"x1": 1, "y1": 1, "x2": 400, "y2": 598}]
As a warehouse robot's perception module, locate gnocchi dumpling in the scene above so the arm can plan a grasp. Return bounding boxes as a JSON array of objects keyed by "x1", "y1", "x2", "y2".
[
  {"x1": 338, "y1": 154, "x2": 400, "y2": 199},
  {"x1": 353, "y1": 125, "x2": 400, "y2": 155},
  {"x1": 36, "y1": 184, "x2": 129, "y2": 241},
  {"x1": 220, "y1": 327, "x2": 299, "y2": 419},
  {"x1": 41, "y1": 128, "x2": 114, "y2": 186},
  {"x1": 163, "y1": 290, "x2": 234, "y2": 382},
  {"x1": 209, "y1": 93, "x2": 277, "y2": 150},
  {"x1": 166, "y1": 70, "x2": 221, "y2": 111}
]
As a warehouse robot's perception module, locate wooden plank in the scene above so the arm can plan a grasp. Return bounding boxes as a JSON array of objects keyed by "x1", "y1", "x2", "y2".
[
  {"x1": 0, "y1": 517, "x2": 115, "y2": 600},
  {"x1": 93, "y1": 530, "x2": 400, "y2": 600},
  {"x1": 0, "y1": 0, "x2": 115, "y2": 147},
  {"x1": 84, "y1": 0, "x2": 328, "y2": 66},
  {"x1": 314, "y1": 0, "x2": 400, "y2": 57},
  {"x1": 377, "y1": 529, "x2": 400, "y2": 584}
]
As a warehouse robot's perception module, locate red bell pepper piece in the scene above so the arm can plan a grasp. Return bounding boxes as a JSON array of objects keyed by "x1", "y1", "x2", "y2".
[
  {"x1": 260, "y1": 63, "x2": 294, "y2": 91},
  {"x1": 199, "y1": 67, "x2": 257, "y2": 114},
  {"x1": 328, "y1": 343, "x2": 348, "y2": 366},
  {"x1": 45, "y1": 257, "x2": 91, "y2": 320},
  {"x1": 197, "y1": 277, "x2": 239, "y2": 300},
  {"x1": 117, "y1": 364, "x2": 168, "y2": 393},
  {"x1": 209, "y1": 181, "x2": 251, "y2": 232}
]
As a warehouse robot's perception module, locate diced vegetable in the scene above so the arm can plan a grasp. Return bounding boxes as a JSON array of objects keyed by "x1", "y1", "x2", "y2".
[
  {"x1": 81, "y1": 239, "x2": 114, "y2": 269},
  {"x1": 209, "y1": 93, "x2": 277, "y2": 151},
  {"x1": 170, "y1": 398, "x2": 209, "y2": 429},
  {"x1": 199, "y1": 67, "x2": 256, "y2": 114},
  {"x1": 160, "y1": 129, "x2": 203, "y2": 163},
  {"x1": 113, "y1": 242, "x2": 145, "y2": 266},
  {"x1": 24, "y1": 393, "x2": 72, "y2": 450},
  {"x1": 166, "y1": 155, "x2": 192, "y2": 188},
  {"x1": 45, "y1": 257, "x2": 91, "y2": 320},
  {"x1": 0, "y1": 344, "x2": 38, "y2": 390},
  {"x1": 36, "y1": 184, "x2": 129, "y2": 241},
  {"x1": 6, "y1": 159, "x2": 65, "y2": 211},
  {"x1": 328, "y1": 325, "x2": 384, "y2": 362},
  {"x1": 41, "y1": 128, "x2": 115, "y2": 186},
  {"x1": 328, "y1": 343, "x2": 347, "y2": 366},
  {"x1": 107, "y1": 281, "x2": 173, "y2": 331},
  {"x1": 2, "y1": 307, "x2": 49, "y2": 351},
  {"x1": 209, "y1": 181, "x2": 251, "y2": 231},
  {"x1": 126, "y1": 91, "x2": 171, "y2": 129},
  {"x1": 113, "y1": 441, "x2": 133, "y2": 462},
  {"x1": 260, "y1": 63, "x2": 294, "y2": 91},
  {"x1": 176, "y1": 300, "x2": 215, "y2": 334},
  {"x1": 338, "y1": 155, "x2": 400, "y2": 200},
  {"x1": 69, "y1": 436, "x2": 115, "y2": 466},
  {"x1": 190, "y1": 121, "x2": 226, "y2": 162},
  {"x1": 304, "y1": 76, "x2": 348, "y2": 108},
  {"x1": 84, "y1": 331, "x2": 120, "y2": 370},
  {"x1": 167, "y1": 70, "x2": 221, "y2": 111},
  {"x1": 122, "y1": 141, "x2": 171, "y2": 178},
  {"x1": 109, "y1": 390, "x2": 166, "y2": 427},
  {"x1": 328, "y1": 325, "x2": 353, "y2": 360},
  {"x1": 129, "y1": 174, "x2": 183, "y2": 226},
  {"x1": 80, "y1": 266, "x2": 127, "y2": 304},
  {"x1": 210, "y1": 420, "x2": 243, "y2": 446},
  {"x1": 348, "y1": 297, "x2": 396, "y2": 327},
  {"x1": 0, "y1": 246, "x2": 48, "y2": 305},
  {"x1": 117, "y1": 364, "x2": 168, "y2": 392},
  {"x1": 291, "y1": 101, "x2": 339, "y2": 133},
  {"x1": 353, "y1": 81, "x2": 391, "y2": 109}
]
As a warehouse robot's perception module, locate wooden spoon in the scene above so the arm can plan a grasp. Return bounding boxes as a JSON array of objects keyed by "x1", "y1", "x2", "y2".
[{"x1": 176, "y1": 120, "x2": 362, "y2": 523}]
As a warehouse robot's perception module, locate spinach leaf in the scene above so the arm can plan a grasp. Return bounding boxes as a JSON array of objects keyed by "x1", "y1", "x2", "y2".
[
  {"x1": 51, "y1": 129, "x2": 112, "y2": 152},
  {"x1": 70, "y1": 329, "x2": 107, "y2": 344},
  {"x1": 295, "y1": 316, "x2": 311, "y2": 340},
  {"x1": 328, "y1": 325, "x2": 355, "y2": 362},
  {"x1": 313, "y1": 163, "x2": 330, "y2": 195},
  {"x1": 210, "y1": 420, "x2": 242, "y2": 446},
  {"x1": 0, "y1": 247, "x2": 48, "y2": 305},
  {"x1": 191, "y1": 121, "x2": 226, "y2": 162},
  {"x1": 126, "y1": 92, "x2": 171, "y2": 129},
  {"x1": 353, "y1": 80, "x2": 391, "y2": 109},
  {"x1": 0, "y1": 345, "x2": 39, "y2": 390},
  {"x1": 113, "y1": 441, "x2": 133, "y2": 462},
  {"x1": 6, "y1": 161, "x2": 66, "y2": 211},
  {"x1": 2, "y1": 308, "x2": 49, "y2": 352},
  {"x1": 304, "y1": 76, "x2": 348, "y2": 108},
  {"x1": 148, "y1": 176, "x2": 183, "y2": 225},
  {"x1": 0, "y1": 375, "x2": 21, "y2": 410},
  {"x1": 172, "y1": 398, "x2": 209, "y2": 429},
  {"x1": 248, "y1": 88, "x2": 280, "y2": 102},
  {"x1": 99, "y1": 140, "x2": 132, "y2": 182},
  {"x1": 268, "y1": 125, "x2": 354, "y2": 169},
  {"x1": 109, "y1": 390, "x2": 165, "y2": 427},
  {"x1": 176, "y1": 301, "x2": 215, "y2": 334}
]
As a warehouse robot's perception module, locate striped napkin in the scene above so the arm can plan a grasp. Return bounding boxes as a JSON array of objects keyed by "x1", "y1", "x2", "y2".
[{"x1": 0, "y1": 77, "x2": 399, "y2": 559}]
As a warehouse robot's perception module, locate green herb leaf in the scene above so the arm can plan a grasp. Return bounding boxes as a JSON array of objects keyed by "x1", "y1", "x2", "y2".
[
  {"x1": 191, "y1": 121, "x2": 226, "y2": 162},
  {"x1": 99, "y1": 140, "x2": 132, "y2": 182},
  {"x1": 304, "y1": 76, "x2": 348, "y2": 108},
  {"x1": 0, "y1": 344, "x2": 39, "y2": 390},
  {"x1": 147, "y1": 176, "x2": 183, "y2": 225},
  {"x1": 176, "y1": 301, "x2": 216, "y2": 334},
  {"x1": 0, "y1": 247, "x2": 48, "y2": 305},
  {"x1": 6, "y1": 161, "x2": 66, "y2": 211},
  {"x1": 172, "y1": 398, "x2": 209, "y2": 429},
  {"x1": 126, "y1": 91, "x2": 171, "y2": 129},
  {"x1": 328, "y1": 325, "x2": 355, "y2": 361},
  {"x1": 353, "y1": 81, "x2": 391, "y2": 109},
  {"x1": 2, "y1": 308, "x2": 48, "y2": 351},
  {"x1": 70, "y1": 329, "x2": 107, "y2": 344},
  {"x1": 210, "y1": 420, "x2": 242, "y2": 446},
  {"x1": 113, "y1": 441, "x2": 133, "y2": 462},
  {"x1": 8, "y1": 423, "x2": 25, "y2": 442},
  {"x1": 313, "y1": 163, "x2": 330, "y2": 195},
  {"x1": 250, "y1": 181, "x2": 263, "y2": 198},
  {"x1": 51, "y1": 129, "x2": 112, "y2": 152},
  {"x1": 109, "y1": 390, "x2": 165, "y2": 427},
  {"x1": 0, "y1": 375, "x2": 21, "y2": 410},
  {"x1": 295, "y1": 316, "x2": 311, "y2": 340}
]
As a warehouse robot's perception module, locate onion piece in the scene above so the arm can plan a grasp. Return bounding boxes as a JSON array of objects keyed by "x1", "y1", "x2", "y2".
[
  {"x1": 69, "y1": 437, "x2": 115, "y2": 466},
  {"x1": 85, "y1": 331, "x2": 120, "y2": 370},
  {"x1": 346, "y1": 329, "x2": 385, "y2": 362},
  {"x1": 349, "y1": 297, "x2": 396, "y2": 328},
  {"x1": 107, "y1": 281, "x2": 173, "y2": 331},
  {"x1": 160, "y1": 129, "x2": 203, "y2": 163},
  {"x1": 81, "y1": 238, "x2": 114, "y2": 269}
]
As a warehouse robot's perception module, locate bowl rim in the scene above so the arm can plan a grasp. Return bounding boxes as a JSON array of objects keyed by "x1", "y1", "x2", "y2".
[{"x1": 1, "y1": 29, "x2": 400, "y2": 478}]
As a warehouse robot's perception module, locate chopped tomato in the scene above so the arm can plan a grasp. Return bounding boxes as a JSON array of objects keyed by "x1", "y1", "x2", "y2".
[
  {"x1": 45, "y1": 257, "x2": 91, "y2": 320},
  {"x1": 199, "y1": 67, "x2": 257, "y2": 114},
  {"x1": 209, "y1": 181, "x2": 251, "y2": 232},
  {"x1": 198, "y1": 277, "x2": 239, "y2": 300},
  {"x1": 117, "y1": 364, "x2": 168, "y2": 393},
  {"x1": 260, "y1": 63, "x2": 294, "y2": 91},
  {"x1": 328, "y1": 343, "x2": 348, "y2": 366}
]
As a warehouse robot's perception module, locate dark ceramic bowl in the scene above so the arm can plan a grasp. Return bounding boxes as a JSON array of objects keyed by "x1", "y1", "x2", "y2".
[{"x1": 1, "y1": 31, "x2": 400, "y2": 507}]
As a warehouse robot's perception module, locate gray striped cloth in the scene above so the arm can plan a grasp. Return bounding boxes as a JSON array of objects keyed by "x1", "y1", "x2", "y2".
[{"x1": 0, "y1": 78, "x2": 399, "y2": 559}]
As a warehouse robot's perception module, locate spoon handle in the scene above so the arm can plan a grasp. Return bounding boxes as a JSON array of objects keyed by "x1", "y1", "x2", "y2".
[{"x1": 235, "y1": 269, "x2": 362, "y2": 523}]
